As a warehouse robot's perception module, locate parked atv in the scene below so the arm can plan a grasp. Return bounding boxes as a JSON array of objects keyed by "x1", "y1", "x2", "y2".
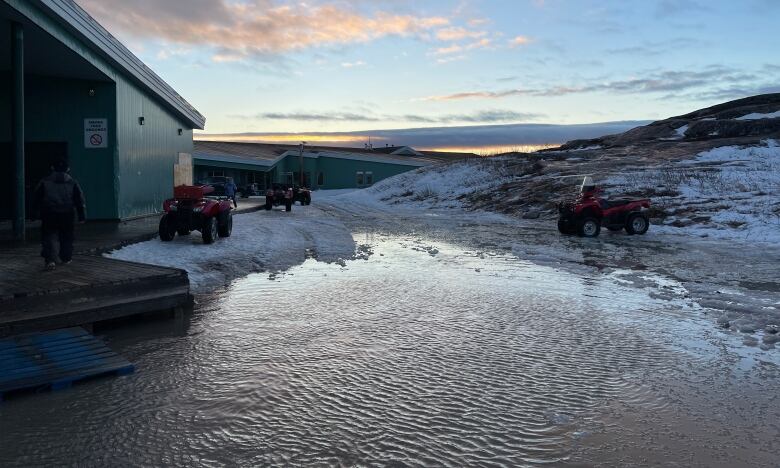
[
  {"x1": 159, "y1": 185, "x2": 233, "y2": 244},
  {"x1": 293, "y1": 185, "x2": 312, "y2": 205},
  {"x1": 557, "y1": 177, "x2": 651, "y2": 238},
  {"x1": 265, "y1": 183, "x2": 293, "y2": 212}
]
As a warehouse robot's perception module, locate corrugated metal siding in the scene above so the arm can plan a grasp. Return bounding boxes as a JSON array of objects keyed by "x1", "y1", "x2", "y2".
[
  {"x1": 313, "y1": 156, "x2": 421, "y2": 189},
  {"x1": 26, "y1": 76, "x2": 118, "y2": 219},
  {"x1": 7, "y1": 0, "x2": 197, "y2": 220},
  {"x1": 116, "y1": 76, "x2": 193, "y2": 219},
  {"x1": 0, "y1": 74, "x2": 118, "y2": 219}
]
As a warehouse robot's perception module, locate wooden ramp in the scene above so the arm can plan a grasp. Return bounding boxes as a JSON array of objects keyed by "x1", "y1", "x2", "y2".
[
  {"x1": 0, "y1": 253, "x2": 191, "y2": 337},
  {"x1": 0, "y1": 327, "x2": 134, "y2": 400}
]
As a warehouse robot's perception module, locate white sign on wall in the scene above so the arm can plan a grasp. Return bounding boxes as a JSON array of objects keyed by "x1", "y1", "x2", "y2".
[{"x1": 84, "y1": 118, "x2": 108, "y2": 149}]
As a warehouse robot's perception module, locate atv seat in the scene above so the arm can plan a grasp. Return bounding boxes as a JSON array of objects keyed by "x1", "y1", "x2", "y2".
[{"x1": 600, "y1": 198, "x2": 637, "y2": 209}]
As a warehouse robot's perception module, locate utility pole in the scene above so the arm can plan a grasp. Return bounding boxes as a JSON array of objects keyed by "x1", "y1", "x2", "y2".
[
  {"x1": 299, "y1": 141, "x2": 306, "y2": 187},
  {"x1": 12, "y1": 22, "x2": 25, "y2": 241}
]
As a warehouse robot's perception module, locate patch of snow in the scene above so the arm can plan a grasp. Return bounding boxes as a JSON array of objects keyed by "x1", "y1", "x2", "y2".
[
  {"x1": 736, "y1": 110, "x2": 780, "y2": 120},
  {"x1": 658, "y1": 125, "x2": 688, "y2": 141},
  {"x1": 106, "y1": 208, "x2": 356, "y2": 292},
  {"x1": 337, "y1": 160, "x2": 515, "y2": 210},
  {"x1": 568, "y1": 145, "x2": 603, "y2": 152},
  {"x1": 609, "y1": 140, "x2": 780, "y2": 244}
]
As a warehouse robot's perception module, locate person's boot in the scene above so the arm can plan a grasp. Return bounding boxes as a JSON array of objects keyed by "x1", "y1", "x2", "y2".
[{"x1": 44, "y1": 260, "x2": 56, "y2": 271}]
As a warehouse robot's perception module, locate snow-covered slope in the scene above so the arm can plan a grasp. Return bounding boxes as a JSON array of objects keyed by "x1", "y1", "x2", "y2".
[
  {"x1": 609, "y1": 139, "x2": 780, "y2": 243},
  {"x1": 339, "y1": 159, "x2": 514, "y2": 210}
]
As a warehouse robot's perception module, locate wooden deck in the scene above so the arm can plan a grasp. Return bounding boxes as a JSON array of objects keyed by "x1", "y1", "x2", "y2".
[
  {"x1": 0, "y1": 327, "x2": 134, "y2": 400},
  {"x1": 0, "y1": 253, "x2": 190, "y2": 337}
]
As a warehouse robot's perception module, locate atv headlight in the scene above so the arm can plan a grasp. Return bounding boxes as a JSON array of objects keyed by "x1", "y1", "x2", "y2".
[
  {"x1": 169, "y1": 204, "x2": 178, "y2": 211},
  {"x1": 193, "y1": 207, "x2": 203, "y2": 213}
]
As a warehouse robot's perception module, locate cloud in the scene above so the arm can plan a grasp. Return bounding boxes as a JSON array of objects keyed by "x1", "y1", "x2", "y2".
[
  {"x1": 233, "y1": 109, "x2": 544, "y2": 124},
  {"x1": 435, "y1": 26, "x2": 486, "y2": 41},
  {"x1": 508, "y1": 36, "x2": 532, "y2": 48},
  {"x1": 433, "y1": 38, "x2": 492, "y2": 56},
  {"x1": 76, "y1": 0, "x2": 449, "y2": 61},
  {"x1": 341, "y1": 60, "x2": 367, "y2": 68},
  {"x1": 237, "y1": 112, "x2": 382, "y2": 122},
  {"x1": 420, "y1": 66, "x2": 760, "y2": 101}
]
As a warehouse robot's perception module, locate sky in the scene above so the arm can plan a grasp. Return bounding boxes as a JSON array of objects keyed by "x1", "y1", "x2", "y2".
[{"x1": 76, "y1": 0, "x2": 780, "y2": 150}]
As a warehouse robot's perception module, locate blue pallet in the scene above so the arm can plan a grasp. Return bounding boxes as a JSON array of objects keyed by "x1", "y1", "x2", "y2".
[{"x1": 0, "y1": 327, "x2": 134, "y2": 400}]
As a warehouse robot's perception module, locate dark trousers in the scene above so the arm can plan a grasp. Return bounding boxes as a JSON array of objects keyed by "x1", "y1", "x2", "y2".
[
  {"x1": 231, "y1": 195, "x2": 237, "y2": 208},
  {"x1": 41, "y1": 210, "x2": 75, "y2": 263}
]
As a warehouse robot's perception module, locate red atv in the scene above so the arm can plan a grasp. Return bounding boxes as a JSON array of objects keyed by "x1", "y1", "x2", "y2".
[
  {"x1": 159, "y1": 185, "x2": 233, "y2": 244},
  {"x1": 557, "y1": 177, "x2": 651, "y2": 237},
  {"x1": 265, "y1": 183, "x2": 293, "y2": 212}
]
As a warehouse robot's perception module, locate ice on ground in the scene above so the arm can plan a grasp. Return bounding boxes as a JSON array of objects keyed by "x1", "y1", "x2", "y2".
[
  {"x1": 609, "y1": 139, "x2": 780, "y2": 244},
  {"x1": 736, "y1": 110, "x2": 780, "y2": 120},
  {"x1": 106, "y1": 208, "x2": 356, "y2": 292},
  {"x1": 675, "y1": 124, "x2": 689, "y2": 137}
]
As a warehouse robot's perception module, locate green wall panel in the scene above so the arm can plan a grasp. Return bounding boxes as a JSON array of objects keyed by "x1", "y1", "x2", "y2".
[
  {"x1": 0, "y1": 73, "x2": 118, "y2": 219},
  {"x1": 312, "y1": 156, "x2": 422, "y2": 189},
  {"x1": 115, "y1": 76, "x2": 193, "y2": 219}
]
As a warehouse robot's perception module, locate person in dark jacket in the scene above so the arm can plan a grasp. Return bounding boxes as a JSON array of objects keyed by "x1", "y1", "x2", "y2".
[
  {"x1": 33, "y1": 159, "x2": 86, "y2": 270},
  {"x1": 225, "y1": 177, "x2": 238, "y2": 208}
]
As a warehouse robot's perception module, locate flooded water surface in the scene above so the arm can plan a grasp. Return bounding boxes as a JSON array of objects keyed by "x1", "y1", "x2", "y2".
[{"x1": 1, "y1": 234, "x2": 778, "y2": 466}]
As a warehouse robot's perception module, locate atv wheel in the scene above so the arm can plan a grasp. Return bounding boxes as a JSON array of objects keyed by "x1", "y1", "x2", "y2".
[
  {"x1": 578, "y1": 217, "x2": 601, "y2": 238},
  {"x1": 202, "y1": 217, "x2": 218, "y2": 244},
  {"x1": 285, "y1": 200, "x2": 292, "y2": 212},
  {"x1": 177, "y1": 228, "x2": 191, "y2": 236},
  {"x1": 626, "y1": 213, "x2": 649, "y2": 235},
  {"x1": 218, "y1": 211, "x2": 233, "y2": 238},
  {"x1": 558, "y1": 218, "x2": 573, "y2": 235},
  {"x1": 159, "y1": 215, "x2": 175, "y2": 242}
]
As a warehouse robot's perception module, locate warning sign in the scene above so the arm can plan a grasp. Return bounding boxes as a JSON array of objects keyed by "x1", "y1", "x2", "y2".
[{"x1": 84, "y1": 118, "x2": 108, "y2": 149}]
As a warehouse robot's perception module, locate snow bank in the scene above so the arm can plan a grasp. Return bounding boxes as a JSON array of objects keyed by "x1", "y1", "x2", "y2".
[
  {"x1": 106, "y1": 208, "x2": 356, "y2": 292},
  {"x1": 736, "y1": 110, "x2": 780, "y2": 120},
  {"x1": 338, "y1": 159, "x2": 514, "y2": 210},
  {"x1": 610, "y1": 140, "x2": 780, "y2": 243}
]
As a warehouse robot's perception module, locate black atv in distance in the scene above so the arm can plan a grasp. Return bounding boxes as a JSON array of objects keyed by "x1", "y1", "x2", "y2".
[
  {"x1": 292, "y1": 185, "x2": 312, "y2": 205},
  {"x1": 265, "y1": 183, "x2": 293, "y2": 212}
]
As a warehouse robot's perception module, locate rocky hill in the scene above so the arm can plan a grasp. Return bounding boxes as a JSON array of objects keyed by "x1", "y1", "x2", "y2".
[{"x1": 557, "y1": 93, "x2": 780, "y2": 150}]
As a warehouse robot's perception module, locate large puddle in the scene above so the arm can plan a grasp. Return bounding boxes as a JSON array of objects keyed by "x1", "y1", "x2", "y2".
[{"x1": 1, "y1": 234, "x2": 778, "y2": 466}]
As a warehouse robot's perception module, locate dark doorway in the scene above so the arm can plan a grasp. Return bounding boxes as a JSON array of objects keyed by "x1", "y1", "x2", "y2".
[{"x1": 0, "y1": 141, "x2": 68, "y2": 219}]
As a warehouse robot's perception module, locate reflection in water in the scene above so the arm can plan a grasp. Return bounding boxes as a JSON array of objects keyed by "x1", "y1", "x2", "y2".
[{"x1": 0, "y1": 235, "x2": 777, "y2": 466}]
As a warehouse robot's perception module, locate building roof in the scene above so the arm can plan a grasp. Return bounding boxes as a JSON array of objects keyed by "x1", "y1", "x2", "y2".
[
  {"x1": 193, "y1": 141, "x2": 476, "y2": 169},
  {"x1": 31, "y1": 0, "x2": 206, "y2": 129}
]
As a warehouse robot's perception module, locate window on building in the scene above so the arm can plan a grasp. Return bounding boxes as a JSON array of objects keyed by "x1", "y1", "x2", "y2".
[
  {"x1": 282, "y1": 172, "x2": 294, "y2": 185},
  {"x1": 356, "y1": 171, "x2": 364, "y2": 186},
  {"x1": 365, "y1": 172, "x2": 374, "y2": 185},
  {"x1": 207, "y1": 170, "x2": 225, "y2": 178},
  {"x1": 317, "y1": 172, "x2": 324, "y2": 186}
]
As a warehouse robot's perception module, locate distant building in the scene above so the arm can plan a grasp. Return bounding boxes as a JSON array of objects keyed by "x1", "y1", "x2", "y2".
[
  {"x1": 1, "y1": 0, "x2": 204, "y2": 229},
  {"x1": 192, "y1": 141, "x2": 477, "y2": 190}
]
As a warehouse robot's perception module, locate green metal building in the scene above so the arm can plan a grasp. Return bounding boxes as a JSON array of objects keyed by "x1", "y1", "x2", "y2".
[
  {"x1": 193, "y1": 141, "x2": 475, "y2": 191},
  {"x1": 1, "y1": 0, "x2": 204, "y2": 238}
]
